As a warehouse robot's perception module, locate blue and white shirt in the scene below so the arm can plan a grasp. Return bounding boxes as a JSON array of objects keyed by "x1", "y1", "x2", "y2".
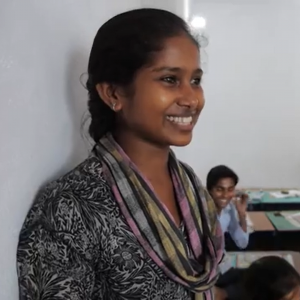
[{"x1": 218, "y1": 203, "x2": 249, "y2": 249}]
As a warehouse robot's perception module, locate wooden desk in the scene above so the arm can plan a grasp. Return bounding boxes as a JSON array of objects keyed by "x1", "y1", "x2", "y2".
[{"x1": 248, "y1": 212, "x2": 274, "y2": 231}]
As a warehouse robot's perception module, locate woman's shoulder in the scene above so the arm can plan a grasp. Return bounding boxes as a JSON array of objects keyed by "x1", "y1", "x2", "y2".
[
  {"x1": 39, "y1": 155, "x2": 110, "y2": 204},
  {"x1": 22, "y1": 155, "x2": 114, "y2": 234},
  {"x1": 49, "y1": 154, "x2": 107, "y2": 190},
  {"x1": 17, "y1": 156, "x2": 116, "y2": 285}
]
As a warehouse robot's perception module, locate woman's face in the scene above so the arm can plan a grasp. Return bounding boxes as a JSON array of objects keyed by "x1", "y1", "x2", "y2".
[
  {"x1": 118, "y1": 35, "x2": 204, "y2": 147},
  {"x1": 210, "y1": 178, "x2": 236, "y2": 210}
]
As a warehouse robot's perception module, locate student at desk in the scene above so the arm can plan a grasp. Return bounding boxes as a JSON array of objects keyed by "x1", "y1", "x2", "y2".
[{"x1": 207, "y1": 165, "x2": 249, "y2": 249}]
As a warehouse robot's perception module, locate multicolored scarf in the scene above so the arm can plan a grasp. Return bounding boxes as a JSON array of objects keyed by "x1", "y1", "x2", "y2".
[{"x1": 96, "y1": 134, "x2": 224, "y2": 300}]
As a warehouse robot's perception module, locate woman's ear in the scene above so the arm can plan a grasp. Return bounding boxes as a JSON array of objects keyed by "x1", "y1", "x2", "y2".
[{"x1": 96, "y1": 83, "x2": 123, "y2": 111}]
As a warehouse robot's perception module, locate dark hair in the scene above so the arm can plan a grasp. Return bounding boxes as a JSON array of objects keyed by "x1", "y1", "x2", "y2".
[
  {"x1": 206, "y1": 165, "x2": 239, "y2": 191},
  {"x1": 242, "y1": 256, "x2": 300, "y2": 300},
  {"x1": 86, "y1": 8, "x2": 198, "y2": 142}
]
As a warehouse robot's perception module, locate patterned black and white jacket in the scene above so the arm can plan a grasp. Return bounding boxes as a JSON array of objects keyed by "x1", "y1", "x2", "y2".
[{"x1": 17, "y1": 154, "x2": 193, "y2": 300}]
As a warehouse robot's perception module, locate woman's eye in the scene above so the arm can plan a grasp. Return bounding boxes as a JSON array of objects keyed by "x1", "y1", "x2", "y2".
[
  {"x1": 192, "y1": 77, "x2": 201, "y2": 86},
  {"x1": 161, "y1": 76, "x2": 177, "y2": 84},
  {"x1": 161, "y1": 76, "x2": 201, "y2": 86}
]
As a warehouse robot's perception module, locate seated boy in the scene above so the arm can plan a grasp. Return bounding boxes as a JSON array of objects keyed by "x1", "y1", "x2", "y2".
[{"x1": 206, "y1": 165, "x2": 249, "y2": 249}]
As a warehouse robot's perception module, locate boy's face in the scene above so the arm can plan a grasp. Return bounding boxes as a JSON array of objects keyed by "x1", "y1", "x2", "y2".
[{"x1": 210, "y1": 177, "x2": 236, "y2": 210}]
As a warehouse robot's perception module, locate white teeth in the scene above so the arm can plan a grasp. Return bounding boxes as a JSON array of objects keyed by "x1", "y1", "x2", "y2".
[{"x1": 166, "y1": 116, "x2": 192, "y2": 125}]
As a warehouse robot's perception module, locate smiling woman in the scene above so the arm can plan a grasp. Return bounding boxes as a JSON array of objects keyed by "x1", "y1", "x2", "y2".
[
  {"x1": 17, "y1": 8, "x2": 223, "y2": 300},
  {"x1": 92, "y1": 33, "x2": 204, "y2": 148}
]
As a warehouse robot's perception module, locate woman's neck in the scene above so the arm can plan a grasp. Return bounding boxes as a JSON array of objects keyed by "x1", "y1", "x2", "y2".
[{"x1": 113, "y1": 131, "x2": 170, "y2": 179}]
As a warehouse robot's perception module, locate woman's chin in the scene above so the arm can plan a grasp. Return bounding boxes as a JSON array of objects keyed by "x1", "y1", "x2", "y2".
[{"x1": 168, "y1": 133, "x2": 193, "y2": 147}]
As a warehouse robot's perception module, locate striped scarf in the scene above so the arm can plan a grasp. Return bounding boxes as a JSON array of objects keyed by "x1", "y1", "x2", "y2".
[{"x1": 96, "y1": 134, "x2": 224, "y2": 300}]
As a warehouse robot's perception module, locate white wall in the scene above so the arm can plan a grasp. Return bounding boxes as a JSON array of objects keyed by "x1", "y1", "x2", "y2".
[
  {"x1": 141, "y1": 0, "x2": 188, "y2": 18},
  {"x1": 0, "y1": 0, "x2": 185, "y2": 298},
  {"x1": 175, "y1": 0, "x2": 300, "y2": 188}
]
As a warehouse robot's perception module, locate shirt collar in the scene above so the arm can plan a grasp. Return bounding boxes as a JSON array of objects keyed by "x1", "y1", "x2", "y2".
[{"x1": 222, "y1": 202, "x2": 233, "y2": 213}]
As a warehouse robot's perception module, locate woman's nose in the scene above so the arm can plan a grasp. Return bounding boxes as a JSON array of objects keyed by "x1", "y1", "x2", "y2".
[{"x1": 177, "y1": 85, "x2": 201, "y2": 110}]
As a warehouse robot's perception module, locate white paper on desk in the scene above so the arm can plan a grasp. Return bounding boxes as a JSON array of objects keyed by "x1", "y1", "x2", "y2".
[
  {"x1": 249, "y1": 191, "x2": 264, "y2": 201},
  {"x1": 281, "y1": 212, "x2": 300, "y2": 228},
  {"x1": 270, "y1": 190, "x2": 300, "y2": 198},
  {"x1": 281, "y1": 211, "x2": 300, "y2": 218},
  {"x1": 289, "y1": 190, "x2": 300, "y2": 197},
  {"x1": 270, "y1": 192, "x2": 289, "y2": 198}
]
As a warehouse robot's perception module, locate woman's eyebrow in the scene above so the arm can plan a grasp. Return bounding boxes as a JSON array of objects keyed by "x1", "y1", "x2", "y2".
[{"x1": 151, "y1": 66, "x2": 203, "y2": 74}]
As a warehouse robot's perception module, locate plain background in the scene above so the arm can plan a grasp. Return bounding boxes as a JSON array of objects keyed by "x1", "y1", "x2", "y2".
[
  {"x1": 178, "y1": 0, "x2": 300, "y2": 189},
  {"x1": 0, "y1": 0, "x2": 299, "y2": 298}
]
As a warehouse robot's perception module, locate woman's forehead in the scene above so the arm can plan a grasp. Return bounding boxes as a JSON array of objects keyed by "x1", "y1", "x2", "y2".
[{"x1": 148, "y1": 36, "x2": 200, "y2": 70}]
